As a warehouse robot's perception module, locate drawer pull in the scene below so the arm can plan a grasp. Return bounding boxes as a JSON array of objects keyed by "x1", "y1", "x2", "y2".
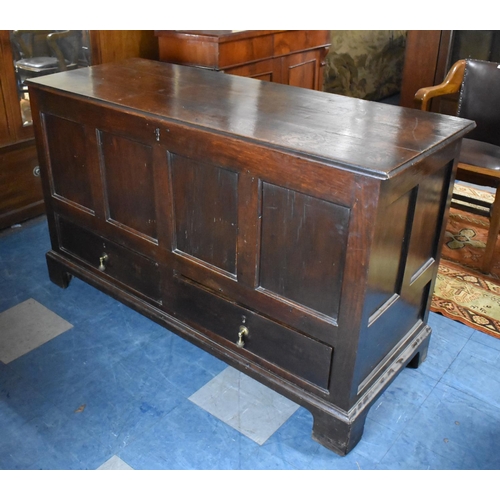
[
  {"x1": 236, "y1": 325, "x2": 249, "y2": 348},
  {"x1": 98, "y1": 253, "x2": 109, "y2": 271}
]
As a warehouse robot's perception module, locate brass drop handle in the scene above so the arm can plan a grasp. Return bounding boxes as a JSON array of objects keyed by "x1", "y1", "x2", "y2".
[
  {"x1": 98, "y1": 253, "x2": 108, "y2": 271},
  {"x1": 236, "y1": 325, "x2": 249, "y2": 348}
]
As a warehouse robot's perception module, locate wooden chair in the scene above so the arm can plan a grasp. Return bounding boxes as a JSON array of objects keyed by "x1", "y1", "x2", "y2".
[{"x1": 415, "y1": 59, "x2": 500, "y2": 274}]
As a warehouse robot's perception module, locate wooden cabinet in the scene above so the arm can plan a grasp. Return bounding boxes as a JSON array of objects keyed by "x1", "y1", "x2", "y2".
[
  {"x1": 155, "y1": 30, "x2": 330, "y2": 90},
  {"x1": 28, "y1": 59, "x2": 473, "y2": 455},
  {"x1": 0, "y1": 30, "x2": 158, "y2": 230}
]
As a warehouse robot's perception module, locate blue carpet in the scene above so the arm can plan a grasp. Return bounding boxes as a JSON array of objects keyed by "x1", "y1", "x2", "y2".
[{"x1": 1, "y1": 216, "x2": 500, "y2": 470}]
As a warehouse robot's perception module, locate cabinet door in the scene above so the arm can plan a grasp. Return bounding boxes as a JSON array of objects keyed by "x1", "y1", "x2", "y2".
[
  {"x1": 279, "y1": 49, "x2": 326, "y2": 90},
  {"x1": 0, "y1": 140, "x2": 43, "y2": 228},
  {"x1": 224, "y1": 59, "x2": 277, "y2": 82}
]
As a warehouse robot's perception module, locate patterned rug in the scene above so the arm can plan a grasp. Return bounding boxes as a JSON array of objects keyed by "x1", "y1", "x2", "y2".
[{"x1": 432, "y1": 184, "x2": 500, "y2": 339}]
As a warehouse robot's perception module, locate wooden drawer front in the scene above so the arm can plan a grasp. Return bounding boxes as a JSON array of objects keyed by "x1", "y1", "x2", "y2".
[
  {"x1": 224, "y1": 59, "x2": 276, "y2": 82},
  {"x1": 172, "y1": 276, "x2": 333, "y2": 390},
  {"x1": 218, "y1": 35, "x2": 274, "y2": 69},
  {"x1": 273, "y1": 31, "x2": 331, "y2": 56},
  {"x1": 0, "y1": 140, "x2": 44, "y2": 228},
  {"x1": 57, "y1": 216, "x2": 161, "y2": 303}
]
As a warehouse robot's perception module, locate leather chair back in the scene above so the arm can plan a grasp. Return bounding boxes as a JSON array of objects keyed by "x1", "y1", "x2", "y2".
[{"x1": 458, "y1": 59, "x2": 500, "y2": 147}]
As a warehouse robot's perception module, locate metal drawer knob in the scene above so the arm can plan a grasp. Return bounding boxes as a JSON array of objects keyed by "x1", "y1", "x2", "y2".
[
  {"x1": 236, "y1": 325, "x2": 249, "y2": 348},
  {"x1": 98, "y1": 253, "x2": 108, "y2": 271}
]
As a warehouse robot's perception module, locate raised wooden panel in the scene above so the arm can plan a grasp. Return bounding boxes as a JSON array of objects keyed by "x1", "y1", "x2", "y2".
[
  {"x1": 99, "y1": 131, "x2": 156, "y2": 240},
  {"x1": 281, "y1": 50, "x2": 321, "y2": 90},
  {"x1": 259, "y1": 183, "x2": 349, "y2": 319},
  {"x1": 356, "y1": 160, "x2": 453, "y2": 391},
  {"x1": 287, "y1": 59, "x2": 316, "y2": 89},
  {"x1": 365, "y1": 189, "x2": 413, "y2": 324},
  {"x1": 251, "y1": 72, "x2": 273, "y2": 82},
  {"x1": 405, "y1": 171, "x2": 447, "y2": 282},
  {"x1": 401, "y1": 161, "x2": 454, "y2": 320},
  {"x1": 218, "y1": 34, "x2": 274, "y2": 68},
  {"x1": 224, "y1": 59, "x2": 276, "y2": 82},
  {"x1": 44, "y1": 113, "x2": 93, "y2": 211},
  {"x1": 170, "y1": 153, "x2": 238, "y2": 274}
]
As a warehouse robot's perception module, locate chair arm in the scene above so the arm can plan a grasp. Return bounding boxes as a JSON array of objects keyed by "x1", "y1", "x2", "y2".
[
  {"x1": 46, "y1": 31, "x2": 72, "y2": 70},
  {"x1": 11, "y1": 30, "x2": 32, "y2": 58},
  {"x1": 11, "y1": 30, "x2": 55, "y2": 59},
  {"x1": 414, "y1": 59, "x2": 466, "y2": 111}
]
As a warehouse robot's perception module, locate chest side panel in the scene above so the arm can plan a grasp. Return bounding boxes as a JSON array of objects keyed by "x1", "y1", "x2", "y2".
[{"x1": 355, "y1": 142, "x2": 459, "y2": 396}]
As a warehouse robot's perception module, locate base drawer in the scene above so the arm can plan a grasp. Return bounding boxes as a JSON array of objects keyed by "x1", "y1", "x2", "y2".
[
  {"x1": 57, "y1": 216, "x2": 161, "y2": 303},
  {"x1": 171, "y1": 276, "x2": 333, "y2": 390},
  {"x1": 0, "y1": 140, "x2": 44, "y2": 229}
]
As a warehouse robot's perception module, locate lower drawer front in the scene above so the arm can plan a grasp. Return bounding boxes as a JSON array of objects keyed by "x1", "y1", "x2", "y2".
[
  {"x1": 0, "y1": 140, "x2": 44, "y2": 228},
  {"x1": 57, "y1": 217, "x2": 161, "y2": 302},
  {"x1": 172, "y1": 276, "x2": 333, "y2": 390}
]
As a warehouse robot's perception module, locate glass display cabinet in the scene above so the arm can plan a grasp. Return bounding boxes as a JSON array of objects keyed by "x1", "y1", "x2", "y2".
[
  {"x1": 0, "y1": 30, "x2": 90, "y2": 229},
  {"x1": 10, "y1": 30, "x2": 91, "y2": 127},
  {"x1": 0, "y1": 29, "x2": 158, "y2": 229}
]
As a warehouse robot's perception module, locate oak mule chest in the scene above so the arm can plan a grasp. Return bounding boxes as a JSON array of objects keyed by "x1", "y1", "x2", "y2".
[{"x1": 28, "y1": 58, "x2": 474, "y2": 456}]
